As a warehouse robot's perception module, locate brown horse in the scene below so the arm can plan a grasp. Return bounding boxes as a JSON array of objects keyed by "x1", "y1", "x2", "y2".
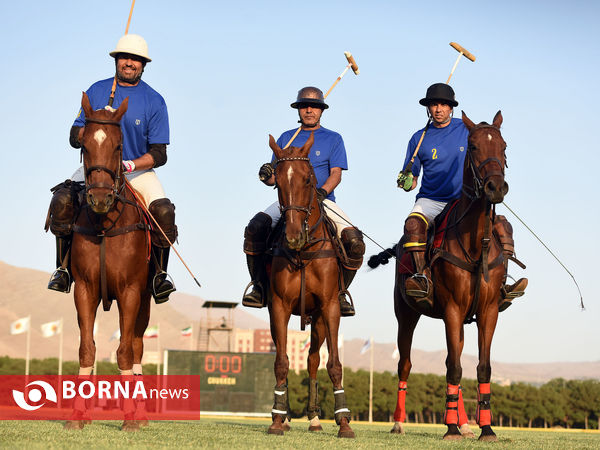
[
  {"x1": 266, "y1": 133, "x2": 354, "y2": 438},
  {"x1": 65, "y1": 93, "x2": 151, "y2": 431},
  {"x1": 373, "y1": 111, "x2": 509, "y2": 441}
]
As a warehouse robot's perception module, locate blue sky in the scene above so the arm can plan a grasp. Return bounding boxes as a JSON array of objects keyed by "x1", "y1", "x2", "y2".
[{"x1": 1, "y1": 1, "x2": 598, "y2": 364}]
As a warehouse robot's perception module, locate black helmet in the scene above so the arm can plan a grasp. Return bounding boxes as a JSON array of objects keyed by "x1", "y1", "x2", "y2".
[
  {"x1": 419, "y1": 83, "x2": 458, "y2": 107},
  {"x1": 290, "y1": 86, "x2": 329, "y2": 110}
]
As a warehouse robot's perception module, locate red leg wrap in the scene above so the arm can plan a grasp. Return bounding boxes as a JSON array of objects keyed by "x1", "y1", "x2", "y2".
[
  {"x1": 393, "y1": 381, "x2": 407, "y2": 422},
  {"x1": 458, "y1": 386, "x2": 469, "y2": 426},
  {"x1": 444, "y1": 384, "x2": 460, "y2": 425},
  {"x1": 476, "y1": 383, "x2": 492, "y2": 426}
]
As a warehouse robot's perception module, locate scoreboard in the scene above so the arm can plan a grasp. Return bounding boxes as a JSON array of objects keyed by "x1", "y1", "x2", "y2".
[{"x1": 165, "y1": 350, "x2": 275, "y2": 414}]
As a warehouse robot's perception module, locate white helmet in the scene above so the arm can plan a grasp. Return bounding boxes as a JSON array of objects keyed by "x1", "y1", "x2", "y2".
[{"x1": 109, "y1": 34, "x2": 151, "y2": 62}]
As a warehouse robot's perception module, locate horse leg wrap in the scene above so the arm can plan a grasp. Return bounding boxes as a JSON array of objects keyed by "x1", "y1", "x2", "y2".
[
  {"x1": 402, "y1": 214, "x2": 428, "y2": 254},
  {"x1": 476, "y1": 383, "x2": 492, "y2": 427},
  {"x1": 458, "y1": 385, "x2": 469, "y2": 426},
  {"x1": 148, "y1": 198, "x2": 178, "y2": 247},
  {"x1": 243, "y1": 212, "x2": 272, "y2": 255},
  {"x1": 444, "y1": 384, "x2": 460, "y2": 425},
  {"x1": 306, "y1": 379, "x2": 321, "y2": 420},
  {"x1": 393, "y1": 381, "x2": 407, "y2": 422},
  {"x1": 333, "y1": 388, "x2": 351, "y2": 425},
  {"x1": 341, "y1": 227, "x2": 365, "y2": 269},
  {"x1": 271, "y1": 383, "x2": 290, "y2": 421},
  {"x1": 45, "y1": 180, "x2": 82, "y2": 236}
]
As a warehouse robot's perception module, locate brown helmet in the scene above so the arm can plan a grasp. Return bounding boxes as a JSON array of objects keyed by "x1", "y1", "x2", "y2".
[{"x1": 290, "y1": 86, "x2": 329, "y2": 110}]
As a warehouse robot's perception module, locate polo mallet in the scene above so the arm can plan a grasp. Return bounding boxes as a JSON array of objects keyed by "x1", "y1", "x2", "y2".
[
  {"x1": 283, "y1": 51, "x2": 359, "y2": 149},
  {"x1": 108, "y1": 0, "x2": 137, "y2": 107},
  {"x1": 397, "y1": 42, "x2": 476, "y2": 191}
]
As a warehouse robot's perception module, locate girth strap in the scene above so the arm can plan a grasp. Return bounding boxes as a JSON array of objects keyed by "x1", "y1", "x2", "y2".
[{"x1": 73, "y1": 222, "x2": 149, "y2": 237}]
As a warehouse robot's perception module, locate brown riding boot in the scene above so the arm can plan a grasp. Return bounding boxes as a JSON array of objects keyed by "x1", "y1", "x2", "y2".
[
  {"x1": 402, "y1": 213, "x2": 433, "y2": 309},
  {"x1": 494, "y1": 215, "x2": 528, "y2": 312}
]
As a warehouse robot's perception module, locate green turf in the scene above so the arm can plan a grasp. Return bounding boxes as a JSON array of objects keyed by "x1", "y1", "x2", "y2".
[{"x1": 0, "y1": 418, "x2": 598, "y2": 449}]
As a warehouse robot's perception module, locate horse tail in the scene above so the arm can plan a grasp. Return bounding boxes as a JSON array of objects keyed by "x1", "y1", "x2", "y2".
[{"x1": 367, "y1": 244, "x2": 398, "y2": 269}]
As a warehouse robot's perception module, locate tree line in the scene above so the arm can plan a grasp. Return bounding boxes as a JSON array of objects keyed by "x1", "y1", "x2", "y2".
[
  {"x1": 286, "y1": 369, "x2": 600, "y2": 430},
  {"x1": 2, "y1": 356, "x2": 598, "y2": 429}
]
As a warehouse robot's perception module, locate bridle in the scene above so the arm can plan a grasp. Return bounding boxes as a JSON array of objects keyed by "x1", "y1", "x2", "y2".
[
  {"x1": 275, "y1": 156, "x2": 316, "y2": 236},
  {"x1": 462, "y1": 124, "x2": 506, "y2": 200},
  {"x1": 81, "y1": 117, "x2": 124, "y2": 199}
]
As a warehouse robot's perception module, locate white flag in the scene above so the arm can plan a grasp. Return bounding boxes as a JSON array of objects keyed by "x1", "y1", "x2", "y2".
[
  {"x1": 41, "y1": 320, "x2": 62, "y2": 338},
  {"x1": 360, "y1": 338, "x2": 371, "y2": 355},
  {"x1": 10, "y1": 317, "x2": 30, "y2": 335},
  {"x1": 392, "y1": 347, "x2": 399, "y2": 359}
]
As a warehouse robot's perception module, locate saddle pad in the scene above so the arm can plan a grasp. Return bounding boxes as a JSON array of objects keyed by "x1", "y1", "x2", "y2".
[
  {"x1": 396, "y1": 252, "x2": 414, "y2": 275},
  {"x1": 432, "y1": 200, "x2": 459, "y2": 249}
]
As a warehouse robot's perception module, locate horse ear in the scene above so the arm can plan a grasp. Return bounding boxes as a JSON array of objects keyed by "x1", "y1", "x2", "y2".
[
  {"x1": 461, "y1": 110, "x2": 475, "y2": 131},
  {"x1": 114, "y1": 97, "x2": 129, "y2": 122},
  {"x1": 81, "y1": 92, "x2": 93, "y2": 118},
  {"x1": 300, "y1": 131, "x2": 314, "y2": 157},
  {"x1": 269, "y1": 134, "x2": 283, "y2": 159},
  {"x1": 492, "y1": 110, "x2": 503, "y2": 128}
]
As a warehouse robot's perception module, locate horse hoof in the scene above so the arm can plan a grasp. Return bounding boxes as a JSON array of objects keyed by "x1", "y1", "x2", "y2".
[
  {"x1": 308, "y1": 425, "x2": 323, "y2": 432},
  {"x1": 338, "y1": 428, "x2": 355, "y2": 439},
  {"x1": 479, "y1": 433, "x2": 498, "y2": 442},
  {"x1": 121, "y1": 421, "x2": 140, "y2": 432},
  {"x1": 459, "y1": 424, "x2": 476, "y2": 438},
  {"x1": 64, "y1": 420, "x2": 84, "y2": 430},
  {"x1": 136, "y1": 419, "x2": 149, "y2": 427},
  {"x1": 443, "y1": 432, "x2": 463, "y2": 441},
  {"x1": 267, "y1": 426, "x2": 284, "y2": 436},
  {"x1": 390, "y1": 422, "x2": 405, "y2": 434},
  {"x1": 282, "y1": 422, "x2": 291, "y2": 432}
]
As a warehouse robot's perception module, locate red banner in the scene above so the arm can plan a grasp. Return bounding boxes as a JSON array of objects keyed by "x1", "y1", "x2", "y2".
[{"x1": 0, "y1": 375, "x2": 200, "y2": 420}]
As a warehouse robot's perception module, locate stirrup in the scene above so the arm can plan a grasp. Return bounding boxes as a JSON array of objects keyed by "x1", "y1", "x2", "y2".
[
  {"x1": 502, "y1": 277, "x2": 528, "y2": 300},
  {"x1": 48, "y1": 268, "x2": 72, "y2": 294},
  {"x1": 152, "y1": 271, "x2": 176, "y2": 303},
  {"x1": 242, "y1": 281, "x2": 265, "y2": 308},
  {"x1": 405, "y1": 273, "x2": 430, "y2": 298},
  {"x1": 338, "y1": 290, "x2": 355, "y2": 317}
]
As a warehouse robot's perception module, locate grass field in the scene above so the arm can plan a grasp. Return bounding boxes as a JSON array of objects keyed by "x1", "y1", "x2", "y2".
[{"x1": 0, "y1": 417, "x2": 598, "y2": 449}]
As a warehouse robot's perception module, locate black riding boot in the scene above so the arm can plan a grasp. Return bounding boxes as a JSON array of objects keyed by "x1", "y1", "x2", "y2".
[
  {"x1": 339, "y1": 268, "x2": 357, "y2": 317},
  {"x1": 152, "y1": 246, "x2": 176, "y2": 304},
  {"x1": 242, "y1": 254, "x2": 266, "y2": 308},
  {"x1": 48, "y1": 236, "x2": 72, "y2": 293}
]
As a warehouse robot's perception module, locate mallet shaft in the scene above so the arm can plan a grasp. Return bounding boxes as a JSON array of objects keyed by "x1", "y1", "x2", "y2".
[{"x1": 446, "y1": 52, "x2": 463, "y2": 84}]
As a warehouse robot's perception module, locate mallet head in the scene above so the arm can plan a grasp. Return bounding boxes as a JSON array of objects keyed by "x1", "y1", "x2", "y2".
[
  {"x1": 344, "y1": 51, "x2": 360, "y2": 75},
  {"x1": 449, "y1": 42, "x2": 476, "y2": 62}
]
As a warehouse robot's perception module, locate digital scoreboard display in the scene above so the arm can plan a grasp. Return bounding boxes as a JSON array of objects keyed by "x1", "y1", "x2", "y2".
[{"x1": 166, "y1": 350, "x2": 275, "y2": 414}]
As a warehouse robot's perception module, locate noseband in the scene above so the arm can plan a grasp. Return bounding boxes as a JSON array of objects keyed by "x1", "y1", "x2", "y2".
[
  {"x1": 463, "y1": 124, "x2": 506, "y2": 200},
  {"x1": 275, "y1": 156, "x2": 316, "y2": 233},
  {"x1": 82, "y1": 117, "x2": 124, "y2": 197}
]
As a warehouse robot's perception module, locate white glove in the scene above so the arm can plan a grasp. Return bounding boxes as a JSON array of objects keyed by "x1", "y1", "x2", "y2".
[{"x1": 123, "y1": 160, "x2": 136, "y2": 173}]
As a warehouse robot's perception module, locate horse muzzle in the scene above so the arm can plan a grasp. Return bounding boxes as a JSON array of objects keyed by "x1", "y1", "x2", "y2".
[
  {"x1": 285, "y1": 230, "x2": 307, "y2": 251},
  {"x1": 86, "y1": 190, "x2": 115, "y2": 214},
  {"x1": 484, "y1": 178, "x2": 509, "y2": 204}
]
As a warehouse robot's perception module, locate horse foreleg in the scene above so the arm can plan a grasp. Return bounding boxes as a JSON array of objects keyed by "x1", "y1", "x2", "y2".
[
  {"x1": 442, "y1": 306, "x2": 465, "y2": 440},
  {"x1": 132, "y1": 290, "x2": 151, "y2": 427},
  {"x1": 267, "y1": 295, "x2": 291, "y2": 435},
  {"x1": 391, "y1": 287, "x2": 420, "y2": 435},
  {"x1": 321, "y1": 299, "x2": 354, "y2": 439},
  {"x1": 307, "y1": 313, "x2": 326, "y2": 432},
  {"x1": 476, "y1": 303, "x2": 499, "y2": 441}
]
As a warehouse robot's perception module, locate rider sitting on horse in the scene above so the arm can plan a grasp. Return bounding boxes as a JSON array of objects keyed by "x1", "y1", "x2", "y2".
[
  {"x1": 242, "y1": 86, "x2": 365, "y2": 317},
  {"x1": 399, "y1": 83, "x2": 527, "y2": 311},
  {"x1": 45, "y1": 34, "x2": 177, "y2": 304}
]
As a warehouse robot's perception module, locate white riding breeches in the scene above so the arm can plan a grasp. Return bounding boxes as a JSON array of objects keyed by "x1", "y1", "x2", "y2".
[
  {"x1": 410, "y1": 197, "x2": 448, "y2": 225},
  {"x1": 264, "y1": 199, "x2": 353, "y2": 237},
  {"x1": 70, "y1": 167, "x2": 166, "y2": 207}
]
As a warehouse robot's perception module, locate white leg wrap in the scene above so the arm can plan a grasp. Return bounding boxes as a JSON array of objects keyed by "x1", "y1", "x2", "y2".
[
  {"x1": 133, "y1": 363, "x2": 143, "y2": 375},
  {"x1": 79, "y1": 366, "x2": 93, "y2": 376}
]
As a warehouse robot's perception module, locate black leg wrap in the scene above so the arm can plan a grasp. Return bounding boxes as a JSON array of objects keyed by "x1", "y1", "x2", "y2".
[
  {"x1": 306, "y1": 379, "x2": 321, "y2": 420},
  {"x1": 148, "y1": 198, "x2": 178, "y2": 247},
  {"x1": 243, "y1": 212, "x2": 272, "y2": 255},
  {"x1": 271, "y1": 383, "x2": 291, "y2": 421},
  {"x1": 333, "y1": 388, "x2": 351, "y2": 425}
]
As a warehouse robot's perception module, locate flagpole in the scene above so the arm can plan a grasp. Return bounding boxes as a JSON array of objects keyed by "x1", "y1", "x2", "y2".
[
  {"x1": 157, "y1": 323, "x2": 161, "y2": 375},
  {"x1": 368, "y1": 336, "x2": 373, "y2": 423},
  {"x1": 93, "y1": 321, "x2": 98, "y2": 375},
  {"x1": 190, "y1": 326, "x2": 194, "y2": 351},
  {"x1": 25, "y1": 316, "x2": 31, "y2": 376},
  {"x1": 340, "y1": 333, "x2": 344, "y2": 387}
]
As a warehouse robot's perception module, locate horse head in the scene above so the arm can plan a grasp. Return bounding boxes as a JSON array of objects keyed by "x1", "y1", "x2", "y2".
[
  {"x1": 462, "y1": 111, "x2": 508, "y2": 204},
  {"x1": 269, "y1": 132, "x2": 316, "y2": 251},
  {"x1": 80, "y1": 92, "x2": 128, "y2": 214}
]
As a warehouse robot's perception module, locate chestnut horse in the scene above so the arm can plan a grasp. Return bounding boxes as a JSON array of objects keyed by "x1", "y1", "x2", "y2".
[
  {"x1": 373, "y1": 112, "x2": 508, "y2": 441},
  {"x1": 266, "y1": 133, "x2": 354, "y2": 438},
  {"x1": 65, "y1": 93, "x2": 151, "y2": 431}
]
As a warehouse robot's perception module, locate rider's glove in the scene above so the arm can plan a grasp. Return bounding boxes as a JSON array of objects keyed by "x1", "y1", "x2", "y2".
[
  {"x1": 397, "y1": 169, "x2": 414, "y2": 192},
  {"x1": 317, "y1": 187, "x2": 328, "y2": 202},
  {"x1": 258, "y1": 163, "x2": 274, "y2": 183},
  {"x1": 123, "y1": 160, "x2": 136, "y2": 173}
]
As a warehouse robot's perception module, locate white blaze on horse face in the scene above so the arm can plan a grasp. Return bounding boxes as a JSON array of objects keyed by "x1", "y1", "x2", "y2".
[
  {"x1": 487, "y1": 133, "x2": 492, "y2": 141},
  {"x1": 94, "y1": 129, "x2": 107, "y2": 146},
  {"x1": 286, "y1": 165, "x2": 294, "y2": 185}
]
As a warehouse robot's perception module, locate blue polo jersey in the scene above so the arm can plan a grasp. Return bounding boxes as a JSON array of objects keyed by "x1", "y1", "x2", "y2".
[
  {"x1": 73, "y1": 78, "x2": 169, "y2": 161},
  {"x1": 403, "y1": 118, "x2": 468, "y2": 202},
  {"x1": 275, "y1": 127, "x2": 348, "y2": 202}
]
